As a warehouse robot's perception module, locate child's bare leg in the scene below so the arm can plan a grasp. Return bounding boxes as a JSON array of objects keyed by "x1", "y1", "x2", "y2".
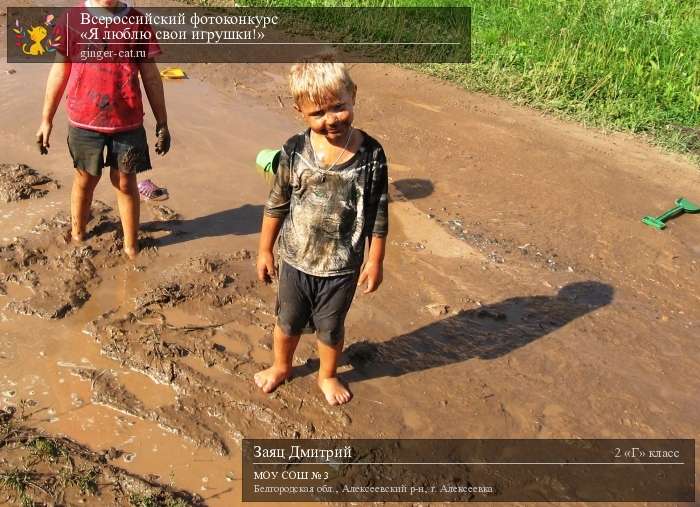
[
  {"x1": 71, "y1": 170, "x2": 99, "y2": 240},
  {"x1": 110, "y1": 169, "x2": 140, "y2": 259},
  {"x1": 255, "y1": 325, "x2": 299, "y2": 393},
  {"x1": 317, "y1": 338, "x2": 352, "y2": 405},
  {"x1": 71, "y1": 170, "x2": 100, "y2": 242}
]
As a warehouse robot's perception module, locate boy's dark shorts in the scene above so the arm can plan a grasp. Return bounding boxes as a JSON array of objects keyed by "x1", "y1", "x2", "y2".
[
  {"x1": 276, "y1": 261, "x2": 359, "y2": 347},
  {"x1": 67, "y1": 125, "x2": 151, "y2": 177}
]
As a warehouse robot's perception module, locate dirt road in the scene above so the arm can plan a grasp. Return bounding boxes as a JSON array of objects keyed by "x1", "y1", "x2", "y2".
[{"x1": 0, "y1": 3, "x2": 698, "y2": 505}]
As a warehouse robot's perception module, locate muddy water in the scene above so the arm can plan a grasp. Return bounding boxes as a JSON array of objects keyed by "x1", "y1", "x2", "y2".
[
  {"x1": 0, "y1": 56, "x2": 511, "y2": 504},
  {"x1": 0, "y1": 58, "x2": 304, "y2": 505}
]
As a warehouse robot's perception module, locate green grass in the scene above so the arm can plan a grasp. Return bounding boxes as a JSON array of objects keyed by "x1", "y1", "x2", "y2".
[
  {"x1": 417, "y1": 0, "x2": 700, "y2": 155},
  {"x1": 194, "y1": 0, "x2": 700, "y2": 156},
  {"x1": 60, "y1": 466, "x2": 99, "y2": 496},
  {"x1": 27, "y1": 437, "x2": 63, "y2": 462},
  {"x1": 0, "y1": 470, "x2": 33, "y2": 507},
  {"x1": 129, "y1": 492, "x2": 190, "y2": 507}
]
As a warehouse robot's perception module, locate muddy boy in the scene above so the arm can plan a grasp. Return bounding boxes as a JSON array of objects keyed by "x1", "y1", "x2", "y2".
[
  {"x1": 255, "y1": 62, "x2": 389, "y2": 405},
  {"x1": 36, "y1": 0, "x2": 170, "y2": 259}
]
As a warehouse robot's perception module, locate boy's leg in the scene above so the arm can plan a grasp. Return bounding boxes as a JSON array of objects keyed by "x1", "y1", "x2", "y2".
[
  {"x1": 67, "y1": 126, "x2": 104, "y2": 241},
  {"x1": 255, "y1": 261, "x2": 311, "y2": 393},
  {"x1": 254, "y1": 325, "x2": 300, "y2": 393},
  {"x1": 108, "y1": 126, "x2": 151, "y2": 259},
  {"x1": 317, "y1": 338, "x2": 352, "y2": 405},
  {"x1": 313, "y1": 270, "x2": 359, "y2": 406},
  {"x1": 109, "y1": 169, "x2": 140, "y2": 258},
  {"x1": 71, "y1": 170, "x2": 100, "y2": 241}
]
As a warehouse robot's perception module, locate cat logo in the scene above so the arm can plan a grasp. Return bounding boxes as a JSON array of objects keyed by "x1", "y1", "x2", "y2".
[{"x1": 13, "y1": 14, "x2": 61, "y2": 56}]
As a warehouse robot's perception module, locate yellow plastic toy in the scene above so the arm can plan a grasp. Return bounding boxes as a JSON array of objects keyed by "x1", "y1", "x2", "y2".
[{"x1": 160, "y1": 67, "x2": 187, "y2": 79}]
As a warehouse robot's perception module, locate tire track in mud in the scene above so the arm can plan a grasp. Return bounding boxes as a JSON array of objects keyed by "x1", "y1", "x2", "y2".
[{"x1": 83, "y1": 253, "x2": 352, "y2": 456}]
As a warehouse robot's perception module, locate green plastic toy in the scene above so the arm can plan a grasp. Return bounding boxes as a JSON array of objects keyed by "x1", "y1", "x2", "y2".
[
  {"x1": 256, "y1": 149, "x2": 281, "y2": 175},
  {"x1": 642, "y1": 197, "x2": 700, "y2": 230},
  {"x1": 255, "y1": 149, "x2": 281, "y2": 186}
]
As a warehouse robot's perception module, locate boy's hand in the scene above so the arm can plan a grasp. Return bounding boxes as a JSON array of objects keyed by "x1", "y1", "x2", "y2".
[
  {"x1": 35, "y1": 121, "x2": 52, "y2": 155},
  {"x1": 358, "y1": 260, "x2": 383, "y2": 294},
  {"x1": 155, "y1": 124, "x2": 171, "y2": 155},
  {"x1": 257, "y1": 251, "x2": 277, "y2": 284}
]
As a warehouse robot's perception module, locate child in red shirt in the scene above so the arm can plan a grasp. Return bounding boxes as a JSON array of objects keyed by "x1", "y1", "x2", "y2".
[{"x1": 36, "y1": 0, "x2": 170, "y2": 259}]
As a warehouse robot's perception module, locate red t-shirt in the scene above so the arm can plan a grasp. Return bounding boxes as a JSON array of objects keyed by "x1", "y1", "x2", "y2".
[{"x1": 54, "y1": 3, "x2": 161, "y2": 133}]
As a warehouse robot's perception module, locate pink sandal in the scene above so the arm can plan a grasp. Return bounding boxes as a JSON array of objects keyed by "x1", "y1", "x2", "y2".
[{"x1": 138, "y1": 179, "x2": 169, "y2": 201}]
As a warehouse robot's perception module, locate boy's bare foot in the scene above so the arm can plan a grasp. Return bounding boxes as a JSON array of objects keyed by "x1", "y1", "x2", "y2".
[
  {"x1": 318, "y1": 377, "x2": 352, "y2": 405},
  {"x1": 254, "y1": 366, "x2": 290, "y2": 393},
  {"x1": 123, "y1": 246, "x2": 139, "y2": 260},
  {"x1": 71, "y1": 233, "x2": 85, "y2": 243}
]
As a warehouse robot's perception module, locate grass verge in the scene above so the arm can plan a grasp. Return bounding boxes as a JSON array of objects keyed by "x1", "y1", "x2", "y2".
[{"x1": 187, "y1": 0, "x2": 700, "y2": 159}]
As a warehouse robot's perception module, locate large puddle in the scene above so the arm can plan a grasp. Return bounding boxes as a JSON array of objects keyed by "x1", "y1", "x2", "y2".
[{"x1": 0, "y1": 57, "x2": 307, "y2": 505}]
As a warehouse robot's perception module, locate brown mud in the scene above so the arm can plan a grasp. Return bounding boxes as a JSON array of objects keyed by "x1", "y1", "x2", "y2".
[
  {"x1": 0, "y1": 163, "x2": 58, "y2": 203},
  {"x1": 0, "y1": 201, "x2": 157, "y2": 319},
  {"x1": 1, "y1": 1, "x2": 699, "y2": 505},
  {"x1": 81, "y1": 253, "x2": 351, "y2": 459},
  {"x1": 0, "y1": 407, "x2": 201, "y2": 506}
]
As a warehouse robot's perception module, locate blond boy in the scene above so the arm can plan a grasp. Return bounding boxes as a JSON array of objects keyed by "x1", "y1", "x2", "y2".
[{"x1": 255, "y1": 62, "x2": 388, "y2": 405}]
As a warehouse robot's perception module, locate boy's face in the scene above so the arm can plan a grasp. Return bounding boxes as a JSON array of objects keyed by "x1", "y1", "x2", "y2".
[{"x1": 295, "y1": 86, "x2": 356, "y2": 142}]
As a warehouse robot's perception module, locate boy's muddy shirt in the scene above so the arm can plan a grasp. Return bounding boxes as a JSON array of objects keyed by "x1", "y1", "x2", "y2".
[{"x1": 265, "y1": 129, "x2": 389, "y2": 277}]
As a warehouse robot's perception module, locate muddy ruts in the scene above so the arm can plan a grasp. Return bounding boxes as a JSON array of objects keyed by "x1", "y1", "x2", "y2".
[
  {"x1": 0, "y1": 408, "x2": 202, "y2": 505},
  {"x1": 84, "y1": 254, "x2": 352, "y2": 456},
  {"x1": 0, "y1": 201, "x2": 157, "y2": 319}
]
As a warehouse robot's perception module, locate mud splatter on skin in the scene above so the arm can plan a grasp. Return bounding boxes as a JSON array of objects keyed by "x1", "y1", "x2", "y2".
[
  {"x1": 84, "y1": 253, "x2": 352, "y2": 455},
  {"x1": 0, "y1": 408, "x2": 202, "y2": 506},
  {"x1": 0, "y1": 201, "x2": 157, "y2": 319},
  {"x1": 0, "y1": 163, "x2": 58, "y2": 203}
]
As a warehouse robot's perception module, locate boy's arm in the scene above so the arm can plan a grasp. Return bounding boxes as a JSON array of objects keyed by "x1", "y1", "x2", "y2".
[
  {"x1": 257, "y1": 216, "x2": 284, "y2": 283},
  {"x1": 36, "y1": 54, "x2": 71, "y2": 154},
  {"x1": 358, "y1": 145, "x2": 389, "y2": 293},
  {"x1": 257, "y1": 146, "x2": 293, "y2": 283},
  {"x1": 138, "y1": 58, "x2": 170, "y2": 155},
  {"x1": 358, "y1": 235, "x2": 386, "y2": 294}
]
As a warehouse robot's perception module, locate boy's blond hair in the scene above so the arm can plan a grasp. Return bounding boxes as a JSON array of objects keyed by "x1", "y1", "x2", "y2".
[{"x1": 289, "y1": 60, "x2": 356, "y2": 107}]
